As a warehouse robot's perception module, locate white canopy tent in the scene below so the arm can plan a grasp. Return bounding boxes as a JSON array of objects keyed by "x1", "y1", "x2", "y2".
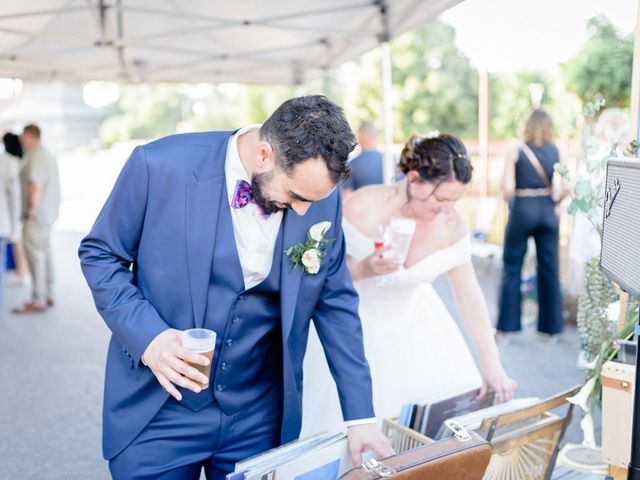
[
  {"x1": 0, "y1": 0, "x2": 461, "y2": 84},
  {"x1": 0, "y1": 0, "x2": 462, "y2": 181}
]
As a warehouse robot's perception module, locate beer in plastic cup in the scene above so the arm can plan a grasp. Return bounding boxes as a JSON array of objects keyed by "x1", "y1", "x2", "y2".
[{"x1": 182, "y1": 328, "x2": 216, "y2": 390}]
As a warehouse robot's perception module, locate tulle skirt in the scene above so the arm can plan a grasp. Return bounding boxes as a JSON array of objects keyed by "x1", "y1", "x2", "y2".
[{"x1": 300, "y1": 281, "x2": 483, "y2": 437}]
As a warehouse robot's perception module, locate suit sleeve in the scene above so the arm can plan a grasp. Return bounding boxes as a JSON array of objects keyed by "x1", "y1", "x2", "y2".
[
  {"x1": 78, "y1": 146, "x2": 169, "y2": 368},
  {"x1": 312, "y1": 193, "x2": 375, "y2": 421}
]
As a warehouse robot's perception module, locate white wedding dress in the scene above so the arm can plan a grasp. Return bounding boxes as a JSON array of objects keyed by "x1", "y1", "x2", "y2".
[{"x1": 299, "y1": 219, "x2": 483, "y2": 437}]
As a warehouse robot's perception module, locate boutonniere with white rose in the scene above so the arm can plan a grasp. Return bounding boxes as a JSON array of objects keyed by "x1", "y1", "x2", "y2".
[{"x1": 285, "y1": 221, "x2": 333, "y2": 274}]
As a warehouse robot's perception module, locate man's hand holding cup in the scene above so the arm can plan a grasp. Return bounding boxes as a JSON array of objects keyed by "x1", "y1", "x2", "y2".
[{"x1": 142, "y1": 328, "x2": 216, "y2": 401}]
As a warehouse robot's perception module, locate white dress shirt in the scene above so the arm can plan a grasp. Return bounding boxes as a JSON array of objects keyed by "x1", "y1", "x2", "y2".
[{"x1": 225, "y1": 125, "x2": 283, "y2": 290}]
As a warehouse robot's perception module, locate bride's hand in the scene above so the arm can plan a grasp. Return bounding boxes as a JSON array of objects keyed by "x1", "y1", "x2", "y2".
[
  {"x1": 354, "y1": 245, "x2": 401, "y2": 280},
  {"x1": 478, "y1": 362, "x2": 517, "y2": 404}
]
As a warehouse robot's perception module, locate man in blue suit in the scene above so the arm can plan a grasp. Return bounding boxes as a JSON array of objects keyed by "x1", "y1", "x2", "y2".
[{"x1": 79, "y1": 96, "x2": 393, "y2": 479}]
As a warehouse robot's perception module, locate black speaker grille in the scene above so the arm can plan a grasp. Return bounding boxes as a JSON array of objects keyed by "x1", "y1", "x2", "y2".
[{"x1": 600, "y1": 159, "x2": 640, "y2": 298}]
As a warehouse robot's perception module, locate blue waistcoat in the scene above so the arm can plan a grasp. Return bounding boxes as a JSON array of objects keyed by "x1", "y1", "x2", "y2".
[{"x1": 180, "y1": 186, "x2": 284, "y2": 413}]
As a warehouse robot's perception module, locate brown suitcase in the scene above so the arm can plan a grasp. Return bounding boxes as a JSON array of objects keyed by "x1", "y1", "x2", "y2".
[{"x1": 340, "y1": 422, "x2": 492, "y2": 479}]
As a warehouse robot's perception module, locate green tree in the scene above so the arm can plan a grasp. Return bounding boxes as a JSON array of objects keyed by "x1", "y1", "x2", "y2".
[
  {"x1": 186, "y1": 84, "x2": 294, "y2": 132},
  {"x1": 99, "y1": 84, "x2": 188, "y2": 144},
  {"x1": 391, "y1": 20, "x2": 478, "y2": 140},
  {"x1": 338, "y1": 19, "x2": 478, "y2": 142},
  {"x1": 347, "y1": 49, "x2": 384, "y2": 132},
  {"x1": 238, "y1": 84, "x2": 296, "y2": 124},
  {"x1": 564, "y1": 15, "x2": 633, "y2": 108},
  {"x1": 490, "y1": 71, "x2": 552, "y2": 139}
]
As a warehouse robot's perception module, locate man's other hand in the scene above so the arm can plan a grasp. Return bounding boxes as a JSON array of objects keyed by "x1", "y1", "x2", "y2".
[{"x1": 347, "y1": 423, "x2": 395, "y2": 466}]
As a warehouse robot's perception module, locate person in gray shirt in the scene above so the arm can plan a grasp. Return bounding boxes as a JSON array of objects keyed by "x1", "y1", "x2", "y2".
[
  {"x1": 14, "y1": 124, "x2": 60, "y2": 313},
  {"x1": 0, "y1": 133, "x2": 21, "y2": 311}
]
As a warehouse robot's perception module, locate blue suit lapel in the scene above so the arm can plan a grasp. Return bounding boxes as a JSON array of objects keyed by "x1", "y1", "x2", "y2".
[
  {"x1": 185, "y1": 134, "x2": 232, "y2": 328},
  {"x1": 186, "y1": 177, "x2": 223, "y2": 328},
  {"x1": 280, "y1": 209, "x2": 305, "y2": 342}
]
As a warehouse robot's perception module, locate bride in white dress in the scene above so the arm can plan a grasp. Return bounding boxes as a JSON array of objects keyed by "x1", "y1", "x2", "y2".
[{"x1": 301, "y1": 133, "x2": 517, "y2": 437}]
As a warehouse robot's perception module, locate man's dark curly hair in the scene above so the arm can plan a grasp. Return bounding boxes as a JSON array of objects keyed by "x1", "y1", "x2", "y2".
[{"x1": 260, "y1": 95, "x2": 355, "y2": 184}]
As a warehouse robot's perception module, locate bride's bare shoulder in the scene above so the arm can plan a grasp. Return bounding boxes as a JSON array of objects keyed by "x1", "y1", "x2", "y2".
[
  {"x1": 444, "y1": 208, "x2": 469, "y2": 242},
  {"x1": 343, "y1": 185, "x2": 394, "y2": 229}
]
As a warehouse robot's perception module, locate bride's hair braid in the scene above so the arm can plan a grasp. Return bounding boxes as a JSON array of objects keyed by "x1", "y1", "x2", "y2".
[{"x1": 398, "y1": 133, "x2": 473, "y2": 184}]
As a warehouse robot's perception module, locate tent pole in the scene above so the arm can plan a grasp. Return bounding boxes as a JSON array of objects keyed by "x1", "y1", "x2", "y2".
[
  {"x1": 478, "y1": 69, "x2": 490, "y2": 198},
  {"x1": 381, "y1": 41, "x2": 393, "y2": 184},
  {"x1": 378, "y1": 1, "x2": 394, "y2": 184}
]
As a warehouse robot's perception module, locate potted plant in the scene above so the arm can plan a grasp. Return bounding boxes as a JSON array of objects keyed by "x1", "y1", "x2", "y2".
[{"x1": 555, "y1": 97, "x2": 637, "y2": 449}]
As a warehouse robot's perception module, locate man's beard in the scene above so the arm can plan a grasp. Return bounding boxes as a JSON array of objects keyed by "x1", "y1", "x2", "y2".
[{"x1": 251, "y1": 170, "x2": 284, "y2": 214}]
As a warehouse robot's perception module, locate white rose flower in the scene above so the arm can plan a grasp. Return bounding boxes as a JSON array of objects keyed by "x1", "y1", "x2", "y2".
[
  {"x1": 301, "y1": 248, "x2": 321, "y2": 274},
  {"x1": 309, "y1": 221, "x2": 332, "y2": 242}
]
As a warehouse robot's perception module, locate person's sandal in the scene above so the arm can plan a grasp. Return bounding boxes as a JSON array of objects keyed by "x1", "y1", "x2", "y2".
[{"x1": 12, "y1": 302, "x2": 48, "y2": 314}]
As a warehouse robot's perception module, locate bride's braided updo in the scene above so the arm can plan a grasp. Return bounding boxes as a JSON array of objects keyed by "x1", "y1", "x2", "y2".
[{"x1": 398, "y1": 133, "x2": 473, "y2": 183}]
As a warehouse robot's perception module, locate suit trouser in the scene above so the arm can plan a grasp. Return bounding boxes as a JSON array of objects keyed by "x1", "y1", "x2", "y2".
[
  {"x1": 23, "y1": 219, "x2": 54, "y2": 303},
  {"x1": 109, "y1": 387, "x2": 282, "y2": 480},
  {"x1": 497, "y1": 196, "x2": 563, "y2": 334}
]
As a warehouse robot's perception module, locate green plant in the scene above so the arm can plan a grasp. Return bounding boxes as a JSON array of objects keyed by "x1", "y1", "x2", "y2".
[
  {"x1": 576, "y1": 258, "x2": 618, "y2": 362},
  {"x1": 556, "y1": 96, "x2": 638, "y2": 448},
  {"x1": 559, "y1": 97, "x2": 638, "y2": 446},
  {"x1": 554, "y1": 96, "x2": 608, "y2": 227}
]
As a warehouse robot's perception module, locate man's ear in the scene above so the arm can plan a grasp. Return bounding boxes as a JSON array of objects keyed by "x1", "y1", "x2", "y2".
[{"x1": 255, "y1": 141, "x2": 276, "y2": 173}]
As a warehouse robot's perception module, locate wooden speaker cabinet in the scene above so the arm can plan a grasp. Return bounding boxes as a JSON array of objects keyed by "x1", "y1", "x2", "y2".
[{"x1": 602, "y1": 361, "x2": 635, "y2": 467}]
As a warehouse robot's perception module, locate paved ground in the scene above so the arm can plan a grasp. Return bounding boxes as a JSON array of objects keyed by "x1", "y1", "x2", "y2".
[
  {"x1": 2, "y1": 231, "x2": 111, "y2": 479},
  {"x1": 0, "y1": 147, "x2": 602, "y2": 479}
]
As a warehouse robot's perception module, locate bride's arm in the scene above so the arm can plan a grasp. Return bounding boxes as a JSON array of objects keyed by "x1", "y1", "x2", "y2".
[{"x1": 446, "y1": 263, "x2": 517, "y2": 403}]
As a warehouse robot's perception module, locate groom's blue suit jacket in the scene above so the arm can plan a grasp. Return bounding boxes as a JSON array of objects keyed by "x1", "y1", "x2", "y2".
[{"x1": 78, "y1": 131, "x2": 375, "y2": 460}]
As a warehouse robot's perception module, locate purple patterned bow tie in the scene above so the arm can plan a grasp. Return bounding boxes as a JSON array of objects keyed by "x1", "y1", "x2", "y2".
[{"x1": 231, "y1": 179, "x2": 270, "y2": 219}]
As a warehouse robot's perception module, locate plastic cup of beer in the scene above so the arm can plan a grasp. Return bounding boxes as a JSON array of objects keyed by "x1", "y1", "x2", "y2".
[{"x1": 182, "y1": 328, "x2": 216, "y2": 390}]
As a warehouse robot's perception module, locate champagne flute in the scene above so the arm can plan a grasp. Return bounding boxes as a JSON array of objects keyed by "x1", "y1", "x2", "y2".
[{"x1": 374, "y1": 225, "x2": 385, "y2": 249}]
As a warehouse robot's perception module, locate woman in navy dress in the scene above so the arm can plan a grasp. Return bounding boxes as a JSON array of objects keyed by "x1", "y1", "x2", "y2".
[{"x1": 497, "y1": 109, "x2": 567, "y2": 338}]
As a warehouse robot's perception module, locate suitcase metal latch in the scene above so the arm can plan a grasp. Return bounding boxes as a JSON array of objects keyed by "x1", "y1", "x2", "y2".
[
  {"x1": 444, "y1": 419, "x2": 472, "y2": 441},
  {"x1": 362, "y1": 458, "x2": 397, "y2": 477}
]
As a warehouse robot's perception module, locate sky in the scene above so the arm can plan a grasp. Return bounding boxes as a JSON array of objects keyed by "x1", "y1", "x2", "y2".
[{"x1": 440, "y1": 0, "x2": 637, "y2": 72}]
